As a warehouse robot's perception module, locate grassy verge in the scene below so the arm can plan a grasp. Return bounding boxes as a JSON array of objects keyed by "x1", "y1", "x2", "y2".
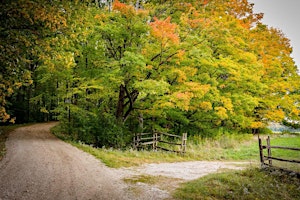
[
  {"x1": 173, "y1": 168, "x2": 300, "y2": 200},
  {"x1": 52, "y1": 125, "x2": 299, "y2": 170}
]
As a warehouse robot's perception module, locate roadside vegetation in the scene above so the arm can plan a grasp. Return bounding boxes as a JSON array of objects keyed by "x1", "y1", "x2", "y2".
[
  {"x1": 52, "y1": 125, "x2": 299, "y2": 170},
  {"x1": 173, "y1": 168, "x2": 300, "y2": 200}
]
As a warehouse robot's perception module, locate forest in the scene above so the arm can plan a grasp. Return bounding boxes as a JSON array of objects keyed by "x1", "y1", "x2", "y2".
[{"x1": 1, "y1": 0, "x2": 299, "y2": 148}]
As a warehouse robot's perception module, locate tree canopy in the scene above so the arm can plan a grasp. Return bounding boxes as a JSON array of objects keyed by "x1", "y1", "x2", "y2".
[{"x1": 1, "y1": 0, "x2": 299, "y2": 147}]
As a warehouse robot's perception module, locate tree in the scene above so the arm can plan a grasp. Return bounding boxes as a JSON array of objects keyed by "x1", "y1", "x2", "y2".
[
  {"x1": 0, "y1": 0, "x2": 67, "y2": 123},
  {"x1": 3, "y1": 0, "x2": 299, "y2": 147}
]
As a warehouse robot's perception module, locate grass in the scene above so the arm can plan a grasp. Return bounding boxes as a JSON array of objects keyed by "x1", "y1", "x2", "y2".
[
  {"x1": 52, "y1": 124, "x2": 300, "y2": 170},
  {"x1": 263, "y1": 136, "x2": 300, "y2": 159},
  {"x1": 173, "y1": 168, "x2": 300, "y2": 200},
  {"x1": 71, "y1": 142, "x2": 189, "y2": 168}
]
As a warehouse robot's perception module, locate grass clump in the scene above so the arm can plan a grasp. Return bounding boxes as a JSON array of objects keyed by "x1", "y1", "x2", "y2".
[{"x1": 173, "y1": 168, "x2": 300, "y2": 200}]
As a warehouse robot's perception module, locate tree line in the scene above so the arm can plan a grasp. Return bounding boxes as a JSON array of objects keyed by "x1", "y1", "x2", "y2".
[{"x1": 1, "y1": 0, "x2": 299, "y2": 147}]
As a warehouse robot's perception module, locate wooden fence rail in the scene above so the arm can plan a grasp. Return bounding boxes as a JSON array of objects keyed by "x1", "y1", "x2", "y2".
[
  {"x1": 258, "y1": 136, "x2": 300, "y2": 169},
  {"x1": 133, "y1": 132, "x2": 187, "y2": 153}
]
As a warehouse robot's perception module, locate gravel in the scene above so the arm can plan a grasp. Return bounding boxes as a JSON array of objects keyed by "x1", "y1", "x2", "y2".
[{"x1": 0, "y1": 123, "x2": 133, "y2": 200}]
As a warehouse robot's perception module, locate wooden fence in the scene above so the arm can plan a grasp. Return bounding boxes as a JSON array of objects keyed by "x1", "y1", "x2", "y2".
[
  {"x1": 258, "y1": 136, "x2": 300, "y2": 169},
  {"x1": 133, "y1": 132, "x2": 187, "y2": 153}
]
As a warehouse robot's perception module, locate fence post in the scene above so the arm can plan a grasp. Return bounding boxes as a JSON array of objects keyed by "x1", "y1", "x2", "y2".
[
  {"x1": 266, "y1": 136, "x2": 272, "y2": 166},
  {"x1": 181, "y1": 133, "x2": 187, "y2": 153},
  {"x1": 153, "y1": 132, "x2": 158, "y2": 151},
  {"x1": 258, "y1": 137, "x2": 265, "y2": 167},
  {"x1": 134, "y1": 133, "x2": 140, "y2": 149},
  {"x1": 133, "y1": 133, "x2": 137, "y2": 149}
]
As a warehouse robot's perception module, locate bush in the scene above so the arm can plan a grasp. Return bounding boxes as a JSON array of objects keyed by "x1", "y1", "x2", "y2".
[
  {"x1": 258, "y1": 127, "x2": 273, "y2": 135},
  {"x1": 56, "y1": 107, "x2": 132, "y2": 149},
  {"x1": 92, "y1": 114, "x2": 132, "y2": 148}
]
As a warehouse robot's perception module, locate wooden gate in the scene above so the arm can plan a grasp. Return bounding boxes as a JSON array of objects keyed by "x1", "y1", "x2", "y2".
[{"x1": 133, "y1": 132, "x2": 187, "y2": 154}]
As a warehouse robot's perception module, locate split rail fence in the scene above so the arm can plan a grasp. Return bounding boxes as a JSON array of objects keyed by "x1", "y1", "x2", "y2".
[
  {"x1": 133, "y1": 132, "x2": 187, "y2": 154},
  {"x1": 258, "y1": 136, "x2": 300, "y2": 170}
]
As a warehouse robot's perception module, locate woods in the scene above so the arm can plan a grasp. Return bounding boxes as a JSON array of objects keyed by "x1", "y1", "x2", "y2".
[{"x1": 1, "y1": 0, "x2": 299, "y2": 148}]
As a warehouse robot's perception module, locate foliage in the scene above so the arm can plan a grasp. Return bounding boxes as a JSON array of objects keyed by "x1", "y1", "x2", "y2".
[
  {"x1": 1, "y1": 0, "x2": 300, "y2": 147},
  {"x1": 0, "y1": 0, "x2": 68, "y2": 123},
  {"x1": 173, "y1": 168, "x2": 300, "y2": 200}
]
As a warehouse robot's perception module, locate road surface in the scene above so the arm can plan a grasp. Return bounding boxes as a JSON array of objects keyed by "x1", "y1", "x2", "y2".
[{"x1": 0, "y1": 123, "x2": 133, "y2": 200}]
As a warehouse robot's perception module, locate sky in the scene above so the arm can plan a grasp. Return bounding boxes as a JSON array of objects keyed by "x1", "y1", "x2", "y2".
[{"x1": 248, "y1": 0, "x2": 300, "y2": 71}]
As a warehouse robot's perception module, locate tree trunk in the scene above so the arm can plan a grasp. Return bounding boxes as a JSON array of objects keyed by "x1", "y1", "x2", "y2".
[{"x1": 115, "y1": 84, "x2": 125, "y2": 122}]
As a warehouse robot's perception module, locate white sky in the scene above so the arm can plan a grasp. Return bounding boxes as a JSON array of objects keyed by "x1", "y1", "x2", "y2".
[{"x1": 249, "y1": 0, "x2": 300, "y2": 72}]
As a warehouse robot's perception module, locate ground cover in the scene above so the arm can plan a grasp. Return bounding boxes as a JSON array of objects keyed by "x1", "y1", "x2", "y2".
[
  {"x1": 52, "y1": 125, "x2": 299, "y2": 170},
  {"x1": 173, "y1": 168, "x2": 300, "y2": 200}
]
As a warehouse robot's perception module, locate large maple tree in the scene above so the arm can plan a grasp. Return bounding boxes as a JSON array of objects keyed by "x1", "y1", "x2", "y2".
[{"x1": 1, "y1": 0, "x2": 299, "y2": 147}]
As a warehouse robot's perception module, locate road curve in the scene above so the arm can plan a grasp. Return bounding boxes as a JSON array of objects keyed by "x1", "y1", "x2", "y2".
[{"x1": 0, "y1": 122, "x2": 133, "y2": 200}]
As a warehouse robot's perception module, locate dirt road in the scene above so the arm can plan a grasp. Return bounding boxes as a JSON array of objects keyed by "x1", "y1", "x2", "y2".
[
  {"x1": 0, "y1": 123, "x2": 133, "y2": 200},
  {"x1": 0, "y1": 123, "x2": 250, "y2": 200}
]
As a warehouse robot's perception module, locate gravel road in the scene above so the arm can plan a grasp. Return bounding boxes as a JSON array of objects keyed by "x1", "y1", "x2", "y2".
[
  {"x1": 0, "y1": 123, "x2": 251, "y2": 200},
  {"x1": 0, "y1": 123, "x2": 133, "y2": 200}
]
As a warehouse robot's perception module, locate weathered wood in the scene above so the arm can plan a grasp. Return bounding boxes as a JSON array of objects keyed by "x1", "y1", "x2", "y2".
[
  {"x1": 267, "y1": 136, "x2": 272, "y2": 166},
  {"x1": 140, "y1": 141, "x2": 156, "y2": 145},
  {"x1": 140, "y1": 136, "x2": 160, "y2": 141},
  {"x1": 263, "y1": 156, "x2": 300, "y2": 164},
  {"x1": 134, "y1": 131, "x2": 187, "y2": 153},
  {"x1": 262, "y1": 145, "x2": 300, "y2": 151},
  {"x1": 159, "y1": 140, "x2": 182, "y2": 146},
  {"x1": 259, "y1": 136, "x2": 300, "y2": 172},
  {"x1": 258, "y1": 138, "x2": 265, "y2": 166},
  {"x1": 181, "y1": 133, "x2": 187, "y2": 153}
]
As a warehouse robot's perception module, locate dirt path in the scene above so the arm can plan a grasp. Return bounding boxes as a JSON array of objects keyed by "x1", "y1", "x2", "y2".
[
  {"x1": 0, "y1": 123, "x2": 133, "y2": 200},
  {"x1": 0, "y1": 123, "x2": 251, "y2": 200}
]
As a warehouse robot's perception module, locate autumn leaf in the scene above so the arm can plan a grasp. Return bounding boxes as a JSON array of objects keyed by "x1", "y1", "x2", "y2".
[{"x1": 150, "y1": 16, "x2": 179, "y2": 47}]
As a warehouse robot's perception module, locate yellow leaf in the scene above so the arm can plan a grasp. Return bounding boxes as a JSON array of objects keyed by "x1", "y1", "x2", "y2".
[{"x1": 199, "y1": 101, "x2": 212, "y2": 111}]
